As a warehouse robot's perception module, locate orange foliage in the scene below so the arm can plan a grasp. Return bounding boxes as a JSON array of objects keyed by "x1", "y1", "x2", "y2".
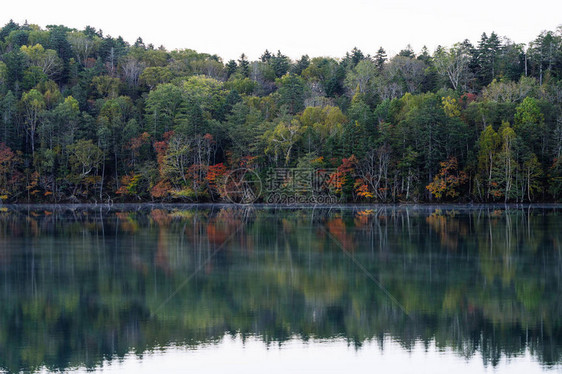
[
  {"x1": 153, "y1": 131, "x2": 175, "y2": 174},
  {"x1": 127, "y1": 132, "x2": 151, "y2": 151},
  {"x1": 354, "y1": 180, "x2": 374, "y2": 199},
  {"x1": 425, "y1": 210, "x2": 466, "y2": 251},
  {"x1": 206, "y1": 163, "x2": 228, "y2": 188},
  {"x1": 26, "y1": 172, "x2": 41, "y2": 194},
  {"x1": 151, "y1": 180, "x2": 172, "y2": 198},
  {"x1": 326, "y1": 218, "x2": 355, "y2": 251},
  {"x1": 426, "y1": 157, "x2": 467, "y2": 200},
  {"x1": 155, "y1": 228, "x2": 170, "y2": 274},
  {"x1": 151, "y1": 131, "x2": 176, "y2": 198},
  {"x1": 354, "y1": 209, "x2": 374, "y2": 226},
  {"x1": 117, "y1": 173, "x2": 142, "y2": 196},
  {"x1": 0, "y1": 143, "x2": 15, "y2": 172},
  {"x1": 116, "y1": 174, "x2": 134, "y2": 195},
  {"x1": 163, "y1": 131, "x2": 175, "y2": 141},
  {"x1": 150, "y1": 209, "x2": 172, "y2": 226},
  {"x1": 115, "y1": 212, "x2": 139, "y2": 233},
  {"x1": 328, "y1": 155, "x2": 358, "y2": 193},
  {"x1": 203, "y1": 133, "x2": 214, "y2": 143},
  {"x1": 206, "y1": 220, "x2": 231, "y2": 245},
  {"x1": 240, "y1": 155, "x2": 257, "y2": 168}
]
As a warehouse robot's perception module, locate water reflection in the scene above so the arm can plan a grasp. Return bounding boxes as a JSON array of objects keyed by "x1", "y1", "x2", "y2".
[{"x1": 0, "y1": 204, "x2": 561, "y2": 372}]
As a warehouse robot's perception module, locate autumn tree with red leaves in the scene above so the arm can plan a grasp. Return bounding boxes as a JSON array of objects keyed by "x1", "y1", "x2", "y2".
[{"x1": 426, "y1": 157, "x2": 468, "y2": 200}]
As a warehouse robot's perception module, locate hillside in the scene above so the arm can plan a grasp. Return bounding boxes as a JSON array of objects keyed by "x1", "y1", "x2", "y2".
[{"x1": 0, "y1": 20, "x2": 561, "y2": 203}]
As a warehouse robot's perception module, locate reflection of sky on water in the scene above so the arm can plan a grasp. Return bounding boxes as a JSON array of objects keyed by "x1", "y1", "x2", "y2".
[{"x1": 65, "y1": 336, "x2": 553, "y2": 374}]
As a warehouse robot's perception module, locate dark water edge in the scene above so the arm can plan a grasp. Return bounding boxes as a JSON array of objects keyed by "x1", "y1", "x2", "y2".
[
  {"x1": 2, "y1": 202, "x2": 562, "y2": 210},
  {"x1": 0, "y1": 204, "x2": 561, "y2": 373}
]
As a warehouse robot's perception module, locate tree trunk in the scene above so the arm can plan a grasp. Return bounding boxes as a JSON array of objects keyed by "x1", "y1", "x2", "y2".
[{"x1": 100, "y1": 160, "x2": 105, "y2": 202}]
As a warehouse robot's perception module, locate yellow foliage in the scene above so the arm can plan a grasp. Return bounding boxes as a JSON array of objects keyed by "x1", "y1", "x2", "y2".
[{"x1": 442, "y1": 96, "x2": 461, "y2": 118}]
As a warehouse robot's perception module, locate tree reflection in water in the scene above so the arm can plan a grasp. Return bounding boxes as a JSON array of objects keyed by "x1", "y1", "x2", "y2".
[{"x1": 0, "y1": 204, "x2": 561, "y2": 372}]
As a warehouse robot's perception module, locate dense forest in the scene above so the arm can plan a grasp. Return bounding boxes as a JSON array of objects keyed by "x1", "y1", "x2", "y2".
[{"x1": 0, "y1": 20, "x2": 561, "y2": 203}]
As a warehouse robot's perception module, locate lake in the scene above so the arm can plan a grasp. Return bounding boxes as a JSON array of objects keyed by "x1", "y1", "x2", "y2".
[{"x1": 0, "y1": 204, "x2": 561, "y2": 373}]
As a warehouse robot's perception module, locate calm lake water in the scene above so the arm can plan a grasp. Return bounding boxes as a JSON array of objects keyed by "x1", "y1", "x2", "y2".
[{"x1": 0, "y1": 204, "x2": 561, "y2": 373}]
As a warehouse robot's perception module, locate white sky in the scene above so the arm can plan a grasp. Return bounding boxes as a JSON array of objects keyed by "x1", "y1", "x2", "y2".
[{"x1": 2, "y1": 0, "x2": 561, "y2": 61}]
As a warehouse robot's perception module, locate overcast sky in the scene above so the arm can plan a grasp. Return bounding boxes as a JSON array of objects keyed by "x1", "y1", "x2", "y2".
[{"x1": 1, "y1": 0, "x2": 561, "y2": 61}]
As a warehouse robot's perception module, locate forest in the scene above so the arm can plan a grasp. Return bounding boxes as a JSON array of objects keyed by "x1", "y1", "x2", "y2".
[{"x1": 0, "y1": 20, "x2": 561, "y2": 203}]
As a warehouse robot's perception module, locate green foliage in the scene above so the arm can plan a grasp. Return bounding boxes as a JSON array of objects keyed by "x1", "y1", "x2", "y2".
[
  {"x1": 263, "y1": 119, "x2": 303, "y2": 166},
  {"x1": 91, "y1": 75, "x2": 120, "y2": 98},
  {"x1": 224, "y1": 77, "x2": 256, "y2": 95},
  {"x1": 67, "y1": 139, "x2": 104, "y2": 177},
  {"x1": 145, "y1": 83, "x2": 183, "y2": 137},
  {"x1": 276, "y1": 74, "x2": 305, "y2": 114},
  {"x1": 140, "y1": 66, "x2": 173, "y2": 89},
  {"x1": 515, "y1": 97, "x2": 544, "y2": 126},
  {"x1": 0, "y1": 20, "x2": 560, "y2": 202}
]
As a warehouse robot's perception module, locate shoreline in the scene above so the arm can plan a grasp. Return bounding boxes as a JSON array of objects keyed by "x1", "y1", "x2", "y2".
[{"x1": 2, "y1": 202, "x2": 562, "y2": 210}]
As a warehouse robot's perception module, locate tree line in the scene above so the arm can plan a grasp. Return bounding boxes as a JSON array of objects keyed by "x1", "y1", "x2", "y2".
[{"x1": 0, "y1": 20, "x2": 561, "y2": 203}]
